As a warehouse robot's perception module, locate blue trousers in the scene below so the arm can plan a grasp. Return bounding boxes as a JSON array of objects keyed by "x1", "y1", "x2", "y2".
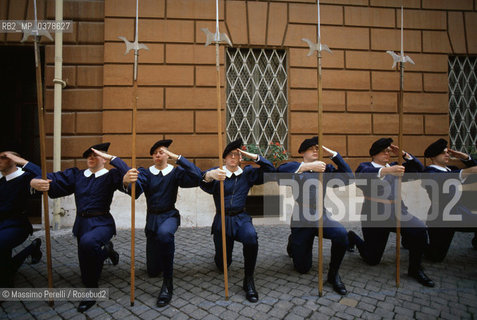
[
  {"x1": 357, "y1": 216, "x2": 427, "y2": 272},
  {"x1": 77, "y1": 225, "x2": 115, "y2": 288},
  {"x1": 427, "y1": 228, "x2": 477, "y2": 262},
  {"x1": 356, "y1": 201, "x2": 428, "y2": 272},
  {"x1": 213, "y1": 219, "x2": 258, "y2": 276},
  {"x1": 289, "y1": 215, "x2": 348, "y2": 274},
  {"x1": 0, "y1": 225, "x2": 32, "y2": 287},
  {"x1": 145, "y1": 216, "x2": 179, "y2": 279}
]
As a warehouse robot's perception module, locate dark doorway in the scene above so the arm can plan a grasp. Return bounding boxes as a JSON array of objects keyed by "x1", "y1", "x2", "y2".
[{"x1": 0, "y1": 45, "x2": 44, "y2": 224}]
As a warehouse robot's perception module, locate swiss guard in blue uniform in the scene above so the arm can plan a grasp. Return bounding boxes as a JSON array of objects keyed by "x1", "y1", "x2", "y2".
[
  {"x1": 277, "y1": 136, "x2": 352, "y2": 295},
  {"x1": 200, "y1": 138, "x2": 275, "y2": 303},
  {"x1": 422, "y1": 138, "x2": 477, "y2": 261},
  {"x1": 348, "y1": 138, "x2": 434, "y2": 287},
  {"x1": 123, "y1": 139, "x2": 202, "y2": 307},
  {"x1": 0, "y1": 145, "x2": 42, "y2": 288},
  {"x1": 30, "y1": 143, "x2": 129, "y2": 312}
]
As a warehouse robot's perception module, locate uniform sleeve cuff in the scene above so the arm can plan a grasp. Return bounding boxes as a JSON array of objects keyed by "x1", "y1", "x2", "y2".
[{"x1": 295, "y1": 163, "x2": 303, "y2": 173}]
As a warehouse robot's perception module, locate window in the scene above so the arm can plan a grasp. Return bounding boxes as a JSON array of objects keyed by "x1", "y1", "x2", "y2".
[
  {"x1": 448, "y1": 56, "x2": 477, "y2": 154},
  {"x1": 225, "y1": 48, "x2": 288, "y2": 155}
]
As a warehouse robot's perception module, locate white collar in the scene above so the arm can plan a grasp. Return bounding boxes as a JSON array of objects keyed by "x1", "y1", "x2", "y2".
[
  {"x1": 223, "y1": 165, "x2": 242, "y2": 178},
  {"x1": 149, "y1": 164, "x2": 173, "y2": 176},
  {"x1": 0, "y1": 167, "x2": 25, "y2": 181},
  {"x1": 371, "y1": 161, "x2": 390, "y2": 168},
  {"x1": 84, "y1": 168, "x2": 108, "y2": 178},
  {"x1": 429, "y1": 164, "x2": 451, "y2": 172}
]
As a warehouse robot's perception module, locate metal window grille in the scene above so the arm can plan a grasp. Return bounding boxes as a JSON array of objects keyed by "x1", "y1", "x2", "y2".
[
  {"x1": 225, "y1": 48, "x2": 288, "y2": 156},
  {"x1": 448, "y1": 56, "x2": 477, "y2": 153}
]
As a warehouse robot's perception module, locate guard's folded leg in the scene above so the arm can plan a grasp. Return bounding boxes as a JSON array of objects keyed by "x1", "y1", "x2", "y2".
[
  {"x1": 239, "y1": 222, "x2": 259, "y2": 302},
  {"x1": 213, "y1": 233, "x2": 233, "y2": 272},
  {"x1": 289, "y1": 227, "x2": 314, "y2": 274},
  {"x1": 424, "y1": 228, "x2": 453, "y2": 262},
  {"x1": 146, "y1": 233, "x2": 162, "y2": 277},
  {"x1": 156, "y1": 224, "x2": 176, "y2": 307},
  {"x1": 76, "y1": 226, "x2": 114, "y2": 312}
]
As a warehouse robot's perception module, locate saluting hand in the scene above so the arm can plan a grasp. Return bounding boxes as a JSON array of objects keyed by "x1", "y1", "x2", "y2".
[
  {"x1": 30, "y1": 178, "x2": 51, "y2": 192},
  {"x1": 160, "y1": 147, "x2": 179, "y2": 161},
  {"x1": 322, "y1": 146, "x2": 336, "y2": 158},
  {"x1": 123, "y1": 168, "x2": 138, "y2": 184},
  {"x1": 389, "y1": 144, "x2": 410, "y2": 159},
  {"x1": 3, "y1": 152, "x2": 28, "y2": 166},
  {"x1": 238, "y1": 148, "x2": 258, "y2": 161},
  {"x1": 448, "y1": 148, "x2": 469, "y2": 160},
  {"x1": 91, "y1": 148, "x2": 114, "y2": 161}
]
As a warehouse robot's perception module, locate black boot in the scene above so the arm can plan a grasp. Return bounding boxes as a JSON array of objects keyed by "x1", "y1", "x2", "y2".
[
  {"x1": 472, "y1": 235, "x2": 477, "y2": 250},
  {"x1": 243, "y1": 275, "x2": 258, "y2": 303},
  {"x1": 77, "y1": 300, "x2": 96, "y2": 313},
  {"x1": 286, "y1": 234, "x2": 292, "y2": 258},
  {"x1": 347, "y1": 231, "x2": 357, "y2": 252},
  {"x1": 408, "y1": 267, "x2": 434, "y2": 287},
  {"x1": 30, "y1": 238, "x2": 42, "y2": 264},
  {"x1": 157, "y1": 278, "x2": 173, "y2": 307},
  {"x1": 327, "y1": 270, "x2": 347, "y2": 295},
  {"x1": 104, "y1": 241, "x2": 119, "y2": 266}
]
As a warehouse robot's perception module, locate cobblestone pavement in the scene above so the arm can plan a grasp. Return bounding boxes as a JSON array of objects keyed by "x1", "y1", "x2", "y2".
[{"x1": 1, "y1": 225, "x2": 477, "y2": 320}]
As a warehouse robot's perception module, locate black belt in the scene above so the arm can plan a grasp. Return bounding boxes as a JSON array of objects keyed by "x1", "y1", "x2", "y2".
[
  {"x1": 219, "y1": 208, "x2": 245, "y2": 216},
  {"x1": 148, "y1": 207, "x2": 176, "y2": 215},
  {"x1": 78, "y1": 210, "x2": 108, "y2": 217}
]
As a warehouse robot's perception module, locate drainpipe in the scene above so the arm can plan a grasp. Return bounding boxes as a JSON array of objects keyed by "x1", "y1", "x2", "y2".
[{"x1": 52, "y1": 0, "x2": 66, "y2": 229}]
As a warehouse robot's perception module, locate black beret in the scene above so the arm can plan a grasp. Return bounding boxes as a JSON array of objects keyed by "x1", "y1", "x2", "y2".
[
  {"x1": 298, "y1": 136, "x2": 318, "y2": 154},
  {"x1": 82, "y1": 142, "x2": 111, "y2": 158},
  {"x1": 1, "y1": 140, "x2": 21, "y2": 154},
  {"x1": 369, "y1": 138, "x2": 393, "y2": 156},
  {"x1": 424, "y1": 138, "x2": 447, "y2": 158},
  {"x1": 223, "y1": 138, "x2": 243, "y2": 158},
  {"x1": 150, "y1": 139, "x2": 173, "y2": 155}
]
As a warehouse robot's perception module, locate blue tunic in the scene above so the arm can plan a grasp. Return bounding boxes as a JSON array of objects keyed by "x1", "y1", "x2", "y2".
[
  {"x1": 422, "y1": 157, "x2": 477, "y2": 225},
  {"x1": 422, "y1": 157, "x2": 477, "y2": 261},
  {"x1": 277, "y1": 153, "x2": 353, "y2": 228},
  {"x1": 200, "y1": 156, "x2": 275, "y2": 237},
  {"x1": 131, "y1": 156, "x2": 202, "y2": 233},
  {"x1": 201, "y1": 156, "x2": 275, "y2": 275},
  {"x1": 0, "y1": 162, "x2": 41, "y2": 232},
  {"x1": 277, "y1": 153, "x2": 352, "y2": 176},
  {"x1": 0, "y1": 162, "x2": 41, "y2": 287},
  {"x1": 355, "y1": 155, "x2": 425, "y2": 228},
  {"x1": 44, "y1": 158, "x2": 130, "y2": 237}
]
